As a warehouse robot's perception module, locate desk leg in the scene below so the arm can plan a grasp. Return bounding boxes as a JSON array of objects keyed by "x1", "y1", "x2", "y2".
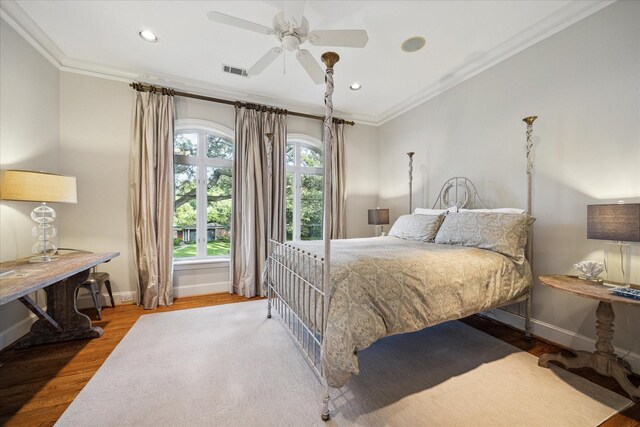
[
  {"x1": 15, "y1": 270, "x2": 103, "y2": 349},
  {"x1": 538, "y1": 301, "x2": 639, "y2": 402}
]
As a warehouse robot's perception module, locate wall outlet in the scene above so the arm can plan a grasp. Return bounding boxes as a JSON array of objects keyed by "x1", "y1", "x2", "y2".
[{"x1": 120, "y1": 293, "x2": 134, "y2": 303}]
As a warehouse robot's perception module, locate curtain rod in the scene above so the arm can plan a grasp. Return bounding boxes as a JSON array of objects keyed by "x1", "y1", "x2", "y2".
[{"x1": 129, "y1": 82, "x2": 355, "y2": 126}]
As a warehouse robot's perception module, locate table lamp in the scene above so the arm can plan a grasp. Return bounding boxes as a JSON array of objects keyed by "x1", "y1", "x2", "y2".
[
  {"x1": 0, "y1": 170, "x2": 77, "y2": 262},
  {"x1": 368, "y1": 207, "x2": 389, "y2": 236},
  {"x1": 587, "y1": 202, "x2": 640, "y2": 288}
]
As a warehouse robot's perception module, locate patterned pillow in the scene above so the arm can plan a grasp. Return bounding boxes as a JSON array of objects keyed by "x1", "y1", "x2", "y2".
[
  {"x1": 434, "y1": 212, "x2": 535, "y2": 264},
  {"x1": 389, "y1": 214, "x2": 445, "y2": 242}
]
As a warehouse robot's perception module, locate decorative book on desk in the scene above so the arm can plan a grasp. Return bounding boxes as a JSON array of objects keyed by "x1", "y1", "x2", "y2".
[{"x1": 611, "y1": 287, "x2": 640, "y2": 301}]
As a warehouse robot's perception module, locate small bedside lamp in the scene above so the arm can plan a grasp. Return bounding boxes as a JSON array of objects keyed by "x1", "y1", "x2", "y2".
[
  {"x1": 0, "y1": 170, "x2": 77, "y2": 262},
  {"x1": 368, "y1": 208, "x2": 389, "y2": 236},
  {"x1": 587, "y1": 203, "x2": 640, "y2": 288}
]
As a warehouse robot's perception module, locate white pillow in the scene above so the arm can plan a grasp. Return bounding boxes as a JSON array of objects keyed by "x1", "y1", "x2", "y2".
[
  {"x1": 459, "y1": 208, "x2": 525, "y2": 214},
  {"x1": 414, "y1": 206, "x2": 457, "y2": 215},
  {"x1": 389, "y1": 214, "x2": 445, "y2": 242}
]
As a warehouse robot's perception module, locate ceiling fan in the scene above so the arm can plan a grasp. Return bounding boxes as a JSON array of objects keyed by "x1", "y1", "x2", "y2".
[{"x1": 207, "y1": 2, "x2": 368, "y2": 84}]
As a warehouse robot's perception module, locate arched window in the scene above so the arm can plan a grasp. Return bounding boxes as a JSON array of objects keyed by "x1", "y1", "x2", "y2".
[
  {"x1": 173, "y1": 119, "x2": 233, "y2": 259},
  {"x1": 286, "y1": 134, "x2": 323, "y2": 241}
]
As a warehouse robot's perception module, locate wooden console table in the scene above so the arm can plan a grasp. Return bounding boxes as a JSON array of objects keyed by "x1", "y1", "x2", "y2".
[
  {"x1": 538, "y1": 274, "x2": 640, "y2": 402},
  {"x1": 0, "y1": 251, "x2": 119, "y2": 348}
]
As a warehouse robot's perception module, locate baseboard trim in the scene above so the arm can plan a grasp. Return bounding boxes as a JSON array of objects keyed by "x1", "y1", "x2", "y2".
[
  {"x1": 0, "y1": 312, "x2": 36, "y2": 350},
  {"x1": 484, "y1": 308, "x2": 640, "y2": 373},
  {"x1": 76, "y1": 290, "x2": 136, "y2": 309},
  {"x1": 77, "y1": 282, "x2": 230, "y2": 309}
]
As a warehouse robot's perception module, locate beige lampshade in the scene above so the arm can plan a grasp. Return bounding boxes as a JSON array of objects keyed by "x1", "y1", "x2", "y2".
[{"x1": 0, "y1": 170, "x2": 77, "y2": 204}]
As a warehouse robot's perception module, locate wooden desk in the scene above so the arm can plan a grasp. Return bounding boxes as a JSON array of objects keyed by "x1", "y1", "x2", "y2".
[
  {"x1": 0, "y1": 251, "x2": 119, "y2": 348},
  {"x1": 538, "y1": 274, "x2": 640, "y2": 402}
]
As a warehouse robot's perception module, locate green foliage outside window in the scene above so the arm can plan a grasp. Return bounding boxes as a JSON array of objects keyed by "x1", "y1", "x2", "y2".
[
  {"x1": 173, "y1": 131, "x2": 233, "y2": 259},
  {"x1": 287, "y1": 143, "x2": 323, "y2": 241}
]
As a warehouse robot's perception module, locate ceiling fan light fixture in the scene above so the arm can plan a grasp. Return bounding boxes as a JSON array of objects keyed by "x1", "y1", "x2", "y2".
[
  {"x1": 401, "y1": 36, "x2": 426, "y2": 53},
  {"x1": 139, "y1": 30, "x2": 158, "y2": 43},
  {"x1": 350, "y1": 83, "x2": 362, "y2": 91},
  {"x1": 281, "y1": 34, "x2": 299, "y2": 51}
]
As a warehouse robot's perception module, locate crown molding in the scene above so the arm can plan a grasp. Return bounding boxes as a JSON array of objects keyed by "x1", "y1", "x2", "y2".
[
  {"x1": 1, "y1": 0, "x2": 614, "y2": 127},
  {"x1": 0, "y1": 0, "x2": 64, "y2": 69}
]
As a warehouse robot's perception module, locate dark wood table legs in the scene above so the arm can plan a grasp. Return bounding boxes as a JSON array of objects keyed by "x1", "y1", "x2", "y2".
[
  {"x1": 15, "y1": 269, "x2": 103, "y2": 349},
  {"x1": 538, "y1": 301, "x2": 640, "y2": 403}
]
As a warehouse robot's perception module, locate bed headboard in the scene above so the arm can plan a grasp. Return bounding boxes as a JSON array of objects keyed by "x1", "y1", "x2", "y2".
[{"x1": 431, "y1": 177, "x2": 486, "y2": 210}]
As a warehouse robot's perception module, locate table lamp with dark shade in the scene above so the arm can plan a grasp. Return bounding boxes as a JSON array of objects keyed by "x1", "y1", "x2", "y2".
[
  {"x1": 368, "y1": 208, "x2": 389, "y2": 236},
  {"x1": 0, "y1": 170, "x2": 77, "y2": 262},
  {"x1": 587, "y1": 203, "x2": 640, "y2": 288}
]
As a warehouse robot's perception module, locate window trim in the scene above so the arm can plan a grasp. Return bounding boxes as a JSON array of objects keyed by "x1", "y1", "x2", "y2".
[
  {"x1": 174, "y1": 119, "x2": 234, "y2": 262},
  {"x1": 286, "y1": 134, "x2": 323, "y2": 241},
  {"x1": 175, "y1": 119, "x2": 233, "y2": 141}
]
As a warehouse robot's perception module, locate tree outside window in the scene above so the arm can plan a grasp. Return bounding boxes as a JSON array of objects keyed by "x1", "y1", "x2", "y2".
[
  {"x1": 287, "y1": 136, "x2": 323, "y2": 241},
  {"x1": 173, "y1": 123, "x2": 233, "y2": 259}
]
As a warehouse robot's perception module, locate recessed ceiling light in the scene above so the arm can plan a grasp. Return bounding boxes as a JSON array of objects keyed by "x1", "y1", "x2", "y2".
[
  {"x1": 401, "y1": 36, "x2": 426, "y2": 53},
  {"x1": 350, "y1": 83, "x2": 362, "y2": 91},
  {"x1": 139, "y1": 30, "x2": 158, "y2": 43}
]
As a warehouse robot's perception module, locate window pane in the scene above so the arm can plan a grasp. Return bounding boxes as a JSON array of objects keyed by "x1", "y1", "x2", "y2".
[
  {"x1": 174, "y1": 132, "x2": 198, "y2": 156},
  {"x1": 300, "y1": 174, "x2": 323, "y2": 240},
  {"x1": 286, "y1": 173, "x2": 294, "y2": 241},
  {"x1": 301, "y1": 145, "x2": 322, "y2": 168},
  {"x1": 206, "y1": 166, "x2": 232, "y2": 256},
  {"x1": 173, "y1": 164, "x2": 197, "y2": 258},
  {"x1": 286, "y1": 144, "x2": 295, "y2": 166},
  {"x1": 207, "y1": 133, "x2": 234, "y2": 160}
]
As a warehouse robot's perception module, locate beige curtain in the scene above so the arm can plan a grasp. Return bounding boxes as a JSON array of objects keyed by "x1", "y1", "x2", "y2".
[
  {"x1": 232, "y1": 106, "x2": 287, "y2": 297},
  {"x1": 130, "y1": 90, "x2": 175, "y2": 309},
  {"x1": 330, "y1": 122, "x2": 347, "y2": 239}
]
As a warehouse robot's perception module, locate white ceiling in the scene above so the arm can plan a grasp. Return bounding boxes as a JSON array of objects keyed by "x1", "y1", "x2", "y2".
[{"x1": 1, "y1": 0, "x2": 613, "y2": 125}]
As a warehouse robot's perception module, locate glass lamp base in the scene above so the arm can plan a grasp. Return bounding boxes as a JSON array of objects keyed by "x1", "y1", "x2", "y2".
[
  {"x1": 30, "y1": 202, "x2": 58, "y2": 263},
  {"x1": 604, "y1": 242, "x2": 631, "y2": 287}
]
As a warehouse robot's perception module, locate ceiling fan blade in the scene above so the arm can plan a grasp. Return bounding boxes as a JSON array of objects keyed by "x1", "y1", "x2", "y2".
[
  {"x1": 248, "y1": 48, "x2": 283, "y2": 76},
  {"x1": 207, "y1": 11, "x2": 274, "y2": 35},
  {"x1": 283, "y1": 1, "x2": 305, "y2": 28},
  {"x1": 308, "y1": 30, "x2": 369, "y2": 48},
  {"x1": 296, "y1": 49, "x2": 325, "y2": 85}
]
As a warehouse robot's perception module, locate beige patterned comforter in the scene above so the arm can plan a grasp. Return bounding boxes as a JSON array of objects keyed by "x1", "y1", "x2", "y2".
[{"x1": 282, "y1": 236, "x2": 532, "y2": 388}]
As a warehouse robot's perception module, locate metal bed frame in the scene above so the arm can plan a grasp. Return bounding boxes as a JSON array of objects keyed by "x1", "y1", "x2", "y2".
[{"x1": 264, "y1": 51, "x2": 538, "y2": 421}]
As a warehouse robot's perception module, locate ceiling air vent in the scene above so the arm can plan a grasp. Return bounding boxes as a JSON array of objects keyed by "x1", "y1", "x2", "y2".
[{"x1": 222, "y1": 64, "x2": 249, "y2": 77}]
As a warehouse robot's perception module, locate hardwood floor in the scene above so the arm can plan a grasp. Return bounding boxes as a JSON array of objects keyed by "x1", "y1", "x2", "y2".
[{"x1": 0, "y1": 294, "x2": 638, "y2": 426}]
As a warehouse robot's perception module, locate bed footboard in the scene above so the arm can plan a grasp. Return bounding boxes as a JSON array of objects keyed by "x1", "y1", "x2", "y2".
[{"x1": 266, "y1": 239, "x2": 326, "y2": 378}]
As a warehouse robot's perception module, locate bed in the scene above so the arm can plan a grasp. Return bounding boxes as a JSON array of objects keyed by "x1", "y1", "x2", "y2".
[{"x1": 263, "y1": 52, "x2": 537, "y2": 421}]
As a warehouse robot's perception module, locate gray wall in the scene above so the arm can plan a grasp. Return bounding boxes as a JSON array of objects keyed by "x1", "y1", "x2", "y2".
[
  {"x1": 0, "y1": 19, "x2": 60, "y2": 347},
  {"x1": 378, "y1": 1, "x2": 640, "y2": 369},
  {"x1": 58, "y1": 72, "x2": 135, "y2": 303}
]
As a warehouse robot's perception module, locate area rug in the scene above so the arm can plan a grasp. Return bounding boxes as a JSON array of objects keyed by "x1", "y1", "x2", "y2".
[{"x1": 57, "y1": 300, "x2": 631, "y2": 426}]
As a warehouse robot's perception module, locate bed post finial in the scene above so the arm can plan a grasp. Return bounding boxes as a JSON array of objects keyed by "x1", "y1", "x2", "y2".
[
  {"x1": 321, "y1": 52, "x2": 340, "y2": 69},
  {"x1": 522, "y1": 115, "x2": 537, "y2": 340},
  {"x1": 522, "y1": 116, "x2": 537, "y2": 127}
]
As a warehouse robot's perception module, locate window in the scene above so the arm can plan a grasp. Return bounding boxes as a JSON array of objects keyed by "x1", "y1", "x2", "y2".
[
  {"x1": 286, "y1": 135, "x2": 323, "y2": 241},
  {"x1": 173, "y1": 120, "x2": 233, "y2": 260}
]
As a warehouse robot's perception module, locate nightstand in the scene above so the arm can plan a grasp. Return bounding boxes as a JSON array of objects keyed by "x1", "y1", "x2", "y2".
[{"x1": 537, "y1": 275, "x2": 640, "y2": 402}]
